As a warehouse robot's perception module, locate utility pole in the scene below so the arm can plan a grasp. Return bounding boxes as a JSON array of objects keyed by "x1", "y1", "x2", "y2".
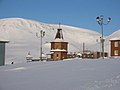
[{"x1": 36, "y1": 30, "x2": 45, "y2": 61}]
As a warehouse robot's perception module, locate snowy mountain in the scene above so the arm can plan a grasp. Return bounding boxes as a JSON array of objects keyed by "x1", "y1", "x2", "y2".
[
  {"x1": 0, "y1": 18, "x2": 102, "y2": 64},
  {"x1": 1, "y1": 18, "x2": 119, "y2": 64}
]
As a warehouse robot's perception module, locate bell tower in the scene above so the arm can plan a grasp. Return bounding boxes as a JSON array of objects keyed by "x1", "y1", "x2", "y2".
[{"x1": 51, "y1": 24, "x2": 68, "y2": 60}]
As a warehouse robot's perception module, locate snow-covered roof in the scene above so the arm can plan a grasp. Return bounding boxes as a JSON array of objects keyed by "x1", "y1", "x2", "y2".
[
  {"x1": 110, "y1": 37, "x2": 120, "y2": 41},
  {"x1": 0, "y1": 38, "x2": 9, "y2": 43},
  {"x1": 26, "y1": 54, "x2": 32, "y2": 58},
  {"x1": 52, "y1": 38, "x2": 68, "y2": 42},
  {"x1": 42, "y1": 53, "x2": 46, "y2": 58},
  {"x1": 51, "y1": 49, "x2": 67, "y2": 52},
  {"x1": 77, "y1": 53, "x2": 82, "y2": 56}
]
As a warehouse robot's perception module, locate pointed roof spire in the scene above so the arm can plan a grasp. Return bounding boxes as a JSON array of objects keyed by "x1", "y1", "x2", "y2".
[
  {"x1": 59, "y1": 22, "x2": 61, "y2": 29},
  {"x1": 55, "y1": 23, "x2": 63, "y2": 39}
]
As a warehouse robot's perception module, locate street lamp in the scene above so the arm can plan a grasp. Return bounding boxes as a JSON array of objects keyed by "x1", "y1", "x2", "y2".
[
  {"x1": 96, "y1": 15, "x2": 111, "y2": 59},
  {"x1": 36, "y1": 30, "x2": 45, "y2": 61}
]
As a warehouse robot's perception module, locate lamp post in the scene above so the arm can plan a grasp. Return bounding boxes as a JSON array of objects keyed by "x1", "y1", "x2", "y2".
[
  {"x1": 96, "y1": 15, "x2": 111, "y2": 59},
  {"x1": 36, "y1": 30, "x2": 45, "y2": 61}
]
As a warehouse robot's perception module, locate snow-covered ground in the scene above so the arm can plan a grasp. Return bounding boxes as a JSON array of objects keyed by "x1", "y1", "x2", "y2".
[{"x1": 0, "y1": 58, "x2": 120, "y2": 90}]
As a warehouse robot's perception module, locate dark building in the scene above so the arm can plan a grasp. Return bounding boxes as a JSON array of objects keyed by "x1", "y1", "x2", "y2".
[
  {"x1": 0, "y1": 40, "x2": 9, "y2": 66},
  {"x1": 110, "y1": 37, "x2": 120, "y2": 57}
]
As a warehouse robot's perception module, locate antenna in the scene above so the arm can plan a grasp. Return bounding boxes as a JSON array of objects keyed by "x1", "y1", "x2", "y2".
[
  {"x1": 59, "y1": 22, "x2": 61, "y2": 29},
  {"x1": 83, "y1": 42, "x2": 85, "y2": 53}
]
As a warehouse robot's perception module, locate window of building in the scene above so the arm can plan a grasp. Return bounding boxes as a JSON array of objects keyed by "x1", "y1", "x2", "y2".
[
  {"x1": 114, "y1": 41, "x2": 119, "y2": 47},
  {"x1": 114, "y1": 50, "x2": 118, "y2": 55},
  {"x1": 91, "y1": 55, "x2": 93, "y2": 57},
  {"x1": 57, "y1": 54, "x2": 59, "y2": 57}
]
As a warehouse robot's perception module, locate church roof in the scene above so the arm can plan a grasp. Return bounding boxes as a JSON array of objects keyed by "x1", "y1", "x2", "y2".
[
  {"x1": 52, "y1": 24, "x2": 68, "y2": 43},
  {"x1": 51, "y1": 49, "x2": 67, "y2": 52},
  {"x1": 52, "y1": 38, "x2": 67, "y2": 43},
  {"x1": 55, "y1": 28, "x2": 63, "y2": 39}
]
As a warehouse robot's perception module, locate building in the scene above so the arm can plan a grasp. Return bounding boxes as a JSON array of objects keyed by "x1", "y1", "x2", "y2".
[
  {"x1": 110, "y1": 37, "x2": 120, "y2": 57},
  {"x1": 81, "y1": 43, "x2": 108, "y2": 59},
  {"x1": 26, "y1": 52, "x2": 33, "y2": 62},
  {"x1": 26, "y1": 52, "x2": 47, "y2": 62},
  {"x1": 82, "y1": 51, "x2": 108, "y2": 59},
  {"x1": 0, "y1": 39, "x2": 9, "y2": 66},
  {"x1": 67, "y1": 52, "x2": 82, "y2": 58},
  {"x1": 50, "y1": 26, "x2": 68, "y2": 61}
]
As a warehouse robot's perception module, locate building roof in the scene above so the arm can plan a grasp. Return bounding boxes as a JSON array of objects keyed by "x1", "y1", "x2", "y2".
[
  {"x1": 0, "y1": 38, "x2": 9, "y2": 43},
  {"x1": 51, "y1": 26, "x2": 68, "y2": 43},
  {"x1": 110, "y1": 37, "x2": 120, "y2": 41},
  {"x1": 55, "y1": 28, "x2": 63, "y2": 39},
  {"x1": 51, "y1": 49, "x2": 67, "y2": 52},
  {"x1": 52, "y1": 38, "x2": 68, "y2": 43}
]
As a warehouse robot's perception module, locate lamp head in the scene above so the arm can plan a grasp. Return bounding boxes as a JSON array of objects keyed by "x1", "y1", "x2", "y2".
[
  {"x1": 108, "y1": 17, "x2": 111, "y2": 22},
  {"x1": 96, "y1": 17, "x2": 100, "y2": 22},
  {"x1": 43, "y1": 31, "x2": 45, "y2": 36}
]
